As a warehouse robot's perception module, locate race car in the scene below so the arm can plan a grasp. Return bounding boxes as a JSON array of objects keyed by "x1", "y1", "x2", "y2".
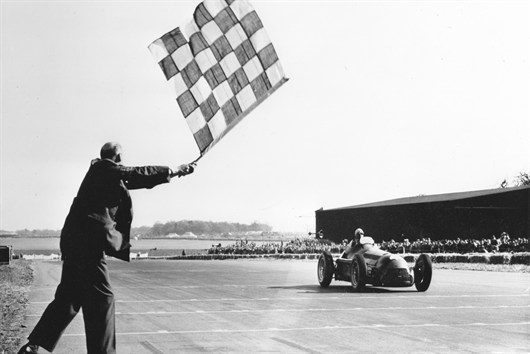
[{"x1": 317, "y1": 237, "x2": 432, "y2": 292}]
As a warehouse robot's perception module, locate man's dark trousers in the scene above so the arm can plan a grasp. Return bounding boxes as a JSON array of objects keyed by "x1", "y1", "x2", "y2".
[{"x1": 28, "y1": 256, "x2": 116, "y2": 353}]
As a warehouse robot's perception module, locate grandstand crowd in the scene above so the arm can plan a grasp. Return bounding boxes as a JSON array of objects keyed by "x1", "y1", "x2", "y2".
[{"x1": 208, "y1": 232, "x2": 529, "y2": 255}]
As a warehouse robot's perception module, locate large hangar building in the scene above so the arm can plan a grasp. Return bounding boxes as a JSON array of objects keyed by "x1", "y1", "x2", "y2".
[{"x1": 316, "y1": 185, "x2": 529, "y2": 243}]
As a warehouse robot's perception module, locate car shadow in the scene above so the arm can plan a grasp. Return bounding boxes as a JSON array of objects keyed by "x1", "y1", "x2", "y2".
[{"x1": 268, "y1": 284, "x2": 418, "y2": 294}]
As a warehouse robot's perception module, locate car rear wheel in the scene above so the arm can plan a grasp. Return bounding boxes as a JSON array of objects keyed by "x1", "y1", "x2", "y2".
[
  {"x1": 350, "y1": 254, "x2": 367, "y2": 291},
  {"x1": 414, "y1": 253, "x2": 432, "y2": 292},
  {"x1": 317, "y1": 251, "x2": 334, "y2": 287}
]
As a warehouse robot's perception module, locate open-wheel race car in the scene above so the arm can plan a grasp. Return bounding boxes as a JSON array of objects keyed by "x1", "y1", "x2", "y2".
[{"x1": 317, "y1": 237, "x2": 432, "y2": 292}]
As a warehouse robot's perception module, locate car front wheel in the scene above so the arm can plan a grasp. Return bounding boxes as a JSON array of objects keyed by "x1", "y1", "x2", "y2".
[
  {"x1": 414, "y1": 253, "x2": 433, "y2": 292},
  {"x1": 317, "y1": 251, "x2": 334, "y2": 287},
  {"x1": 350, "y1": 254, "x2": 367, "y2": 291}
]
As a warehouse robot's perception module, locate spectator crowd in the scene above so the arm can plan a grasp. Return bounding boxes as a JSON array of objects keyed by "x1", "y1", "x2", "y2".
[
  {"x1": 208, "y1": 238, "x2": 342, "y2": 255},
  {"x1": 208, "y1": 233, "x2": 529, "y2": 255},
  {"x1": 378, "y1": 233, "x2": 528, "y2": 254}
]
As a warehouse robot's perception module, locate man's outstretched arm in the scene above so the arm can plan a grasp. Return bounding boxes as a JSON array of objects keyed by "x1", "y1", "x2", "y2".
[{"x1": 116, "y1": 163, "x2": 195, "y2": 190}]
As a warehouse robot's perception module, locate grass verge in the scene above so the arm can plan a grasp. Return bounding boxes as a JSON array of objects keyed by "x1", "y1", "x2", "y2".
[{"x1": 0, "y1": 260, "x2": 34, "y2": 354}]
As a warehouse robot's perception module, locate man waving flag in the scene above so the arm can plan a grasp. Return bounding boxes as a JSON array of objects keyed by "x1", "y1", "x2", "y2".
[{"x1": 149, "y1": 0, "x2": 288, "y2": 158}]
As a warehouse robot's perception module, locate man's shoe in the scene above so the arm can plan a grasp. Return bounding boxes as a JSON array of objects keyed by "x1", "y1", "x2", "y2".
[{"x1": 17, "y1": 343, "x2": 39, "y2": 354}]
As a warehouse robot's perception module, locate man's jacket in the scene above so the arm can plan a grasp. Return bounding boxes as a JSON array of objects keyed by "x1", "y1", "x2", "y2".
[{"x1": 60, "y1": 158, "x2": 171, "y2": 262}]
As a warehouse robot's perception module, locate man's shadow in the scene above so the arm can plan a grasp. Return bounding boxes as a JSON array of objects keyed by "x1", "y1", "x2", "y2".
[{"x1": 268, "y1": 284, "x2": 417, "y2": 294}]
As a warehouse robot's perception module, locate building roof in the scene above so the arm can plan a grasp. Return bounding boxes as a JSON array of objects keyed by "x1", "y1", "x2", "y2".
[{"x1": 322, "y1": 185, "x2": 529, "y2": 211}]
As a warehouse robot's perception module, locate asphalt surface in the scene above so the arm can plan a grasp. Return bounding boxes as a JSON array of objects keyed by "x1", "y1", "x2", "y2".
[{"x1": 23, "y1": 259, "x2": 530, "y2": 353}]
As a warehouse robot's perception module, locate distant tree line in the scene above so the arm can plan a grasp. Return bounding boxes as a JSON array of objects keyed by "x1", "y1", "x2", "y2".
[
  {"x1": 500, "y1": 172, "x2": 529, "y2": 188},
  {"x1": 4, "y1": 221, "x2": 273, "y2": 238},
  {"x1": 132, "y1": 220, "x2": 273, "y2": 237}
]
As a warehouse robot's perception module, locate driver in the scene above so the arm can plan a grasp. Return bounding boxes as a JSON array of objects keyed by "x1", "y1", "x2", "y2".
[{"x1": 340, "y1": 228, "x2": 364, "y2": 259}]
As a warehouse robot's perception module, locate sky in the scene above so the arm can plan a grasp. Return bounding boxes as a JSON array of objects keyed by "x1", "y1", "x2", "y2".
[{"x1": 1, "y1": 0, "x2": 529, "y2": 233}]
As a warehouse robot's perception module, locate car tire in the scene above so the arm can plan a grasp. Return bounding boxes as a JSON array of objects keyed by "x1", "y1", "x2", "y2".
[
  {"x1": 350, "y1": 254, "x2": 367, "y2": 291},
  {"x1": 317, "y1": 251, "x2": 334, "y2": 287},
  {"x1": 414, "y1": 253, "x2": 432, "y2": 292}
]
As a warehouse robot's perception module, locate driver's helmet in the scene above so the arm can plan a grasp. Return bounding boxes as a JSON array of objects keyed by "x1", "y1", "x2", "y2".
[{"x1": 354, "y1": 228, "x2": 364, "y2": 243}]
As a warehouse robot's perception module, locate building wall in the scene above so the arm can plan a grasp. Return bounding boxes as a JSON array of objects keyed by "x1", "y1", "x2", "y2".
[{"x1": 316, "y1": 188, "x2": 529, "y2": 243}]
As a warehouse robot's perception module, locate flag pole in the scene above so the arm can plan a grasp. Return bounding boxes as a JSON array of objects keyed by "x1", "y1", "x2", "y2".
[{"x1": 191, "y1": 154, "x2": 203, "y2": 164}]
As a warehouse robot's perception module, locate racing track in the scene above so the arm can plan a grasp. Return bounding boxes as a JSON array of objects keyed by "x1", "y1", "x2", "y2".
[{"x1": 23, "y1": 259, "x2": 530, "y2": 353}]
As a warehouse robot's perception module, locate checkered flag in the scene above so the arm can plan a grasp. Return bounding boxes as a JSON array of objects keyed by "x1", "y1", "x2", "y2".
[{"x1": 149, "y1": 0, "x2": 288, "y2": 157}]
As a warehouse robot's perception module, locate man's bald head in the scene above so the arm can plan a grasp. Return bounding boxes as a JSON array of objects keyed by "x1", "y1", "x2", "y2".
[{"x1": 100, "y1": 142, "x2": 122, "y2": 161}]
